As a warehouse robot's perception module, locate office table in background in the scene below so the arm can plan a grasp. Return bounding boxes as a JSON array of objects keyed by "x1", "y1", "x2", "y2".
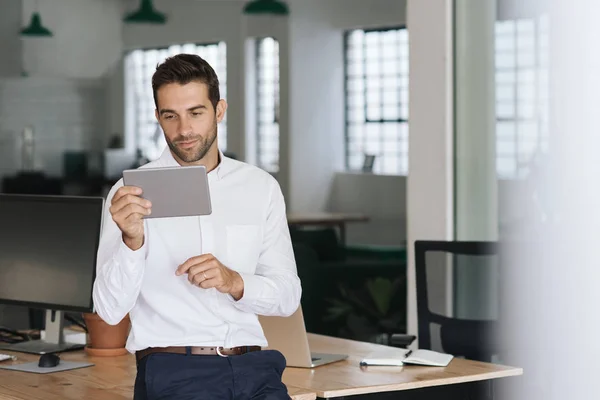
[
  {"x1": 287, "y1": 212, "x2": 369, "y2": 244},
  {"x1": 283, "y1": 334, "x2": 523, "y2": 399}
]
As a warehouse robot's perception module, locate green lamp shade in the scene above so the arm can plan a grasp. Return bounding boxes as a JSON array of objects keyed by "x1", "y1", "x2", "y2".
[
  {"x1": 21, "y1": 12, "x2": 53, "y2": 37},
  {"x1": 243, "y1": 0, "x2": 289, "y2": 15},
  {"x1": 124, "y1": 0, "x2": 167, "y2": 24}
]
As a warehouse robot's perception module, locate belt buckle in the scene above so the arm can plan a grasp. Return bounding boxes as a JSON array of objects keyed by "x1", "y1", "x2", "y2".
[{"x1": 216, "y1": 346, "x2": 228, "y2": 357}]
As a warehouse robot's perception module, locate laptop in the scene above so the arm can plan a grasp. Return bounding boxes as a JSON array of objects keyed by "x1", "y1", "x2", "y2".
[{"x1": 258, "y1": 306, "x2": 348, "y2": 368}]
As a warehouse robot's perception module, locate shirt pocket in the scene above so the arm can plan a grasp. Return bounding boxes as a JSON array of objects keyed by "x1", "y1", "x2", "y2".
[{"x1": 226, "y1": 225, "x2": 262, "y2": 273}]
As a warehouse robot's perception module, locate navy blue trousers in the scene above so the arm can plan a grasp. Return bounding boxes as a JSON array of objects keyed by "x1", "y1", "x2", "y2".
[{"x1": 133, "y1": 348, "x2": 291, "y2": 400}]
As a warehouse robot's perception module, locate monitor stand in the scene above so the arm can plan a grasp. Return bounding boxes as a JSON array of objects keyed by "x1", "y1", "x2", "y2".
[{"x1": 0, "y1": 310, "x2": 85, "y2": 354}]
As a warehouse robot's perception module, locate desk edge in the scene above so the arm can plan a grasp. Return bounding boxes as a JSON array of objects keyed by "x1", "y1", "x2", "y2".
[{"x1": 316, "y1": 367, "x2": 524, "y2": 398}]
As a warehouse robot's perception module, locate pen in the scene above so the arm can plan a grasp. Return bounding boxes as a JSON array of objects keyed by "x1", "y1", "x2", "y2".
[{"x1": 404, "y1": 350, "x2": 412, "y2": 358}]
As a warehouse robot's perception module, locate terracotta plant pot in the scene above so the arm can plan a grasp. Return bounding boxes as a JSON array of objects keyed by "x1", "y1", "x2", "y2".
[{"x1": 82, "y1": 313, "x2": 130, "y2": 356}]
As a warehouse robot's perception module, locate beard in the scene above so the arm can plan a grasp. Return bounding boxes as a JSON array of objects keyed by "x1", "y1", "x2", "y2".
[{"x1": 165, "y1": 123, "x2": 218, "y2": 164}]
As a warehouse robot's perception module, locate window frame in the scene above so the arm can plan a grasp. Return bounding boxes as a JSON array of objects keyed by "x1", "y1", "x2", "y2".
[
  {"x1": 255, "y1": 36, "x2": 281, "y2": 173},
  {"x1": 343, "y1": 25, "x2": 409, "y2": 175},
  {"x1": 495, "y1": 16, "x2": 549, "y2": 179}
]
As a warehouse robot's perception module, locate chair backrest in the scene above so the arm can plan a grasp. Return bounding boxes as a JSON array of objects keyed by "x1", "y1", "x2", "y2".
[{"x1": 414, "y1": 240, "x2": 499, "y2": 362}]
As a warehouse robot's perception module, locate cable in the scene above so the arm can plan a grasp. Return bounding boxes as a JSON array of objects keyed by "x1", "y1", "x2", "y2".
[
  {"x1": 64, "y1": 314, "x2": 88, "y2": 333},
  {"x1": 0, "y1": 326, "x2": 31, "y2": 343}
]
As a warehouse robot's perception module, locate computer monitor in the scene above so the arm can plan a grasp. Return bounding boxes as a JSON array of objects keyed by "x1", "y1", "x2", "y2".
[{"x1": 0, "y1": 194, "x2": 103, "y2": 354}]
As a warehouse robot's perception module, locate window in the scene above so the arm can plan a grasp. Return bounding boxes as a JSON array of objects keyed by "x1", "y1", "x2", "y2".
[
  {"x1": 256, "y1": 37, "x2": 280, "y2": 172},
  {"x1": 125, "y1": 42, "x2": 227, "y2": 161},
  {"x1": 495, "y1": 16, "x2": 549, "y2": 179},
  {"x1": 345, "y1": 27, "x2": 409, "y2": 175}
]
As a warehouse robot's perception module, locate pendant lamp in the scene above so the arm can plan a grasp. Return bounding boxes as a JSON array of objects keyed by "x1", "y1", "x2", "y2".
[
  {"x1": 243, "y1": 0, "x2": 289, "y2": 16},
  {"x1": 21, "y1": 1, "x2": 53, "y2": 37},
  {"x1": 124, "y1": 0, "x2": 167, "y2": 24}
]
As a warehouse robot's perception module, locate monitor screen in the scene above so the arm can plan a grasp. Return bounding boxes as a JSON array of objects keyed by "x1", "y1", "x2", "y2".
[{"x1": 0, "y1": 194, "x2": 103, "y2": 313}]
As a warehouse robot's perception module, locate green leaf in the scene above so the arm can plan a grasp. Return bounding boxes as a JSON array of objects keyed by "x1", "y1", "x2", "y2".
[
  {"x1": 323, "y1": 304, "x2": 353, "y2": 321},
  {"x1": 366, "y1": 277, "x2": 394, "y2": 316},
  {"x1": 325, "y1": 300, "x2": 345, "y2": 310}
]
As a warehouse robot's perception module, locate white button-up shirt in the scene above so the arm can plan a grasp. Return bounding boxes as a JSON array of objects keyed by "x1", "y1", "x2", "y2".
[{"x1": 92, "y1": 148, "x2": 302, "y2": 353}]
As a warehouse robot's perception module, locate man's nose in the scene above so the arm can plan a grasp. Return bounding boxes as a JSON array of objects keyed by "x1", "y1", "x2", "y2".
[{"x1": 178, "y1": 115, "x2": 193, "y2": 135}]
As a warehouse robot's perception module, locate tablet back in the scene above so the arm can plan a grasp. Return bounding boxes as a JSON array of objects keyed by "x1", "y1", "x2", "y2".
[{"x1": 122, "y1": 166, "x2": 212, "y2": 218}]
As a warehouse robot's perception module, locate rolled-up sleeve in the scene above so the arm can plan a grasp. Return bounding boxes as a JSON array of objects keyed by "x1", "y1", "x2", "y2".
[
  {"x1": 229, "y1": 179, "x2": 301, "y2": 317},
  {"x1": 92, "y1": 180, "x2": 148, "y2": 325}
]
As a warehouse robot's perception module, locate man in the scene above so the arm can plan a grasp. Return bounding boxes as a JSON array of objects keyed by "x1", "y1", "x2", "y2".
[{"x1": 93, "y1": 54, "x2": 301, "y2": 400}]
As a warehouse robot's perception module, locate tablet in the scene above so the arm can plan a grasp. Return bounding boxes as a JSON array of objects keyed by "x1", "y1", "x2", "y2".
[{"x1": 122, "y1": 166, "x2": 212, "y2": 219}]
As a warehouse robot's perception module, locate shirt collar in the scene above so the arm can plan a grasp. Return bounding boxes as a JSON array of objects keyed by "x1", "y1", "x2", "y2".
[{"x1": 157, "y1": 147, "x2": 231, "y2": 181}]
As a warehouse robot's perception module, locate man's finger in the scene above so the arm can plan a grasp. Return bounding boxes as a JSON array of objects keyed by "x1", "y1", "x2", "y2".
[
  {"x1": 111, "y1": 194, "x2": 151, "y2": 215},
  {"x1": 190, "y1": 268, "x2": 219, "y2": 285},
  {"x1": 113, "y1": 186, "x2": 143, "y2": 203},
  {"x1": 187, "y1": 264, "x2": 220, "y2": 284},
  {"x1": 187, "y1": 261, "x2": 219, "y2": 278},
  {"x1": 188, "y1": 272, "x2": 212, "y2": 286},
  {"x1": 113, "y1": 204, "x2": 150, "y2": 223},
  {"x1": 176, "y1": 254, "x2": 214, "y2": 276},
  {"x1": 199, "y1": 277, "x2": 220, "y2": 289}
]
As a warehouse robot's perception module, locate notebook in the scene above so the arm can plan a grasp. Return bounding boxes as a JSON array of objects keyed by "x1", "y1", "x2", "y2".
[{"x1": 359, "y1": 349, "x2": 454, "y2": 367}]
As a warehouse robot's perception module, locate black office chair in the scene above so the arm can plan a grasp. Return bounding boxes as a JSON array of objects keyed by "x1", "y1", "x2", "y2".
[{"x1": 414, "y1": 240, "x2": 500, "y2": 363}]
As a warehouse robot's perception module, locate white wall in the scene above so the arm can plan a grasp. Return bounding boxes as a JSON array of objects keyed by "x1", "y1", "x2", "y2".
[
  {"x1": 0, "y1": 0, "x2": 121, "y2": 182},
  {"x1": 287, "y1": 0, "x2": 406, "y2": 213},
  {"x1": 0, "y1": 0, "x2": 23, "y2": 77},
  {"x1": 0, "y1": 78, "x2": 106, "y2": 178},
  {"x1": 21, "y1": 0, "x2": 123, "y2": 78},
  {"x1": 327, "y1": 173, "x2": 406, "y2": 246},
  {"x1": 287, "y1": 0, "x2": 344, "y2": 212}
]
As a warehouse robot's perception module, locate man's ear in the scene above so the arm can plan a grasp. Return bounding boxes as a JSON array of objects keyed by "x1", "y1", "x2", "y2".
[
  {"x1": 155, "y1": 109, "x2": 159, "y2": 121},
  {"x1": 216, "y1": 99, "x2": 228, "y2": 123}
]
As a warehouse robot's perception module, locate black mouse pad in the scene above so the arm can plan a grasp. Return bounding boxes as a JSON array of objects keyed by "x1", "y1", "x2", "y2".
[{"x1": 0, "y1": 360, "x2": 94, "y2": 374}]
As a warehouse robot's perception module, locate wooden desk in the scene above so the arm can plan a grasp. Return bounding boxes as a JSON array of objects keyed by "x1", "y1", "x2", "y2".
[
  {"x1": 282, "y1": 334, "x2": 523, "y2": 399},
  {"x1": 0, "y1": 350, "x2": 315, "y2": 400},
  {"x1": 0, "y1": 334, "x2": 521, "y2": 400},
  {"x1": 287, "y1": 212, "x2": 369, "y2": 244}
]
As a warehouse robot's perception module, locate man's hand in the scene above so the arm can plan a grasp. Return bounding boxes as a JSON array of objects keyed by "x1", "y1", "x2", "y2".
[
  {"x1": 176, "y1": 254, "x2": 245, "y2": 300},
  {"x1": 109, "y1": 186, "x2": 152, "y2": 251}
]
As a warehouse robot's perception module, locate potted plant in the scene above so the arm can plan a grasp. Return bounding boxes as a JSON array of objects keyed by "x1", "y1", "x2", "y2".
[
  {"x1": 324, "y1": 276, "x2": 406, "y2": 344},
  {"x1": 82, "y1": 312, "x2": 131, "y2": 356}
]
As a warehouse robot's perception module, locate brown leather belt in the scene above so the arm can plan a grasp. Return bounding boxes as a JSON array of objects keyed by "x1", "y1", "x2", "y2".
[{"x1": 135, "y1": 345, "x2": 262, "y2": 362}]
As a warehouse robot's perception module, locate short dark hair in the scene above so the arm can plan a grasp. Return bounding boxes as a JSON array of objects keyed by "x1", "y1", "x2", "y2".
[{"x1": 152, "y1": 53, "x2": 220, "y2": 111}]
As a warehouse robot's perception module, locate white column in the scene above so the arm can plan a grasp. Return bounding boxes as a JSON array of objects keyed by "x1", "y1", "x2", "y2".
[
  {"x1": 406, "y1": 0, "x2": 455, "y2": 341},
  {"x1": 0, "y1": 0, "x2": 23, "y2": 77},
  {"x1": 454, "y1": 0, "x2": 498, "y2": 241},
  {"x1": 287, "y1": 0, "x2": 345, "y2": 213},
  {"x1": 453, "y1": 0, "x2": 498, "y2": 320}
]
